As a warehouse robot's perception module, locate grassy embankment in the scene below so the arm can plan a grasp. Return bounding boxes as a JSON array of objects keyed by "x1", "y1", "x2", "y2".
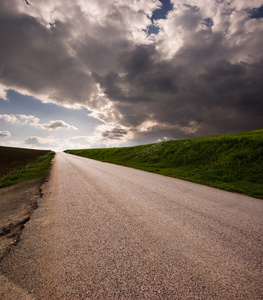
[
  {"x1": 0, "y1": 146, "x2": 55, "y2": 188},
  {"x1": 65, "y1": 129, "x2": 263, "y2": 199}
]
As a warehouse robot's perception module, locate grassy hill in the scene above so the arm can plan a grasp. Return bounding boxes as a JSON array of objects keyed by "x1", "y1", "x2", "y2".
[{"x1": 65, "y1": 129, "x2": 263, "y2": 199}]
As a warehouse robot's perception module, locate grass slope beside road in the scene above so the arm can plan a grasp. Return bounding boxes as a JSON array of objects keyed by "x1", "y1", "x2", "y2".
[
  {"x1": 65, "y1": 129, "x2": 263, "y2": 199},
  {"x1": 0, "y1": 147, "x2": 55, "y2": 188}
]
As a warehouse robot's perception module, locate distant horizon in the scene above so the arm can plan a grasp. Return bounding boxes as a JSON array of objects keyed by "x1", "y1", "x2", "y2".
[{"x1": 1, "y1": 127, "x2": 262, "y2": 152}]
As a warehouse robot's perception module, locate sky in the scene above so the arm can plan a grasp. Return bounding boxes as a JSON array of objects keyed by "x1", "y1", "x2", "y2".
[{"x1": 0, "y1": 0, "x2": 263, "y2": 151}]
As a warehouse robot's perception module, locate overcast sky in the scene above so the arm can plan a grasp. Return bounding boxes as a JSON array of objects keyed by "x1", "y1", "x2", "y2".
[{"x1": 0, "y1": 0, "x2": 263, "y2": 150}]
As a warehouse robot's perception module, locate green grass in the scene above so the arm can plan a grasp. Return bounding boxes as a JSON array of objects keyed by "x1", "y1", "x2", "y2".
[
  {"x1": 0, "y1": 152, "x2": 55, "y2": 188},
  {"x1": 65, "y1": 129, "x2": 263, "y2": 199}
]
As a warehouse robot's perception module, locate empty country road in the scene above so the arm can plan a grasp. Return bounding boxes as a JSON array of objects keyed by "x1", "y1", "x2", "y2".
[{"x1": 0, "y1": 152, "x2": 262, "y2": 299}]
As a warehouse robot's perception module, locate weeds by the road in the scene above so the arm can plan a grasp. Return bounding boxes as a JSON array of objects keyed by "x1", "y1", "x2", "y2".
[
  {"x1": 0, "y1": 152, "x2": 55, "y2": 188},
  {"x1": 65, "y1": 129, "x2": 263, "y2": 199}
]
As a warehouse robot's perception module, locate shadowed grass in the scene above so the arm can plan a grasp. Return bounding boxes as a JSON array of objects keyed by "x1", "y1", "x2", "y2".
[
  {"x1": 65, "y1": 129, "x2": 263, "y2": 199},
  {"x1": 0, "y1": 152, "x2": 55, "y2": 188}
]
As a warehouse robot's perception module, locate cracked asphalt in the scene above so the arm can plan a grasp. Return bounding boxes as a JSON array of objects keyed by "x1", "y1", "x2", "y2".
[{"x1": 0, "y1": 152, "x2": 262, "y2": 299}]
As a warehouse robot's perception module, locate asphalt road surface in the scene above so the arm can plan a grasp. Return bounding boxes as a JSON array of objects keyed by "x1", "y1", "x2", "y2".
[{"x1": 0, "y1": 152, "x2": 262, "y2": 299}]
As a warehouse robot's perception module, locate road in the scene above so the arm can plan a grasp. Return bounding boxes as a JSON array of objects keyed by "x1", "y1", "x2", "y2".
[{"x1": 0, "y1": 152, "x2": 262, "y2": 299}]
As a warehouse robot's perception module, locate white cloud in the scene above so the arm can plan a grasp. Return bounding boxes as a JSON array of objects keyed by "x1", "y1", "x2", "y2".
[
  {"x1": 0, "y1": 83, "x2": 8, "y2": 101},
  {"x1": 0, "y1": 114, "x2": 77, "y2": 131},
  {"x1": 64, "y1": 134, "x2": 127, "y2": 149},
  {"x1": 24, "y1": 135, "x2": 59, "y2": 147},
  {"x1": 0, "y1": 130, "x2": 11, "y2": 138},
  {"x1": 0, "y1": 114, "x2": 39, "y2": 124},
  {"x1": 19, "y1": 114, "x2": 39, "y2": 124},
  {"x1": 64, "y1": 135, "x2": 105, "y2": 149},
  {"x1": 34, "y1": 120, "x2": 78, "y2": 131},
  {"x1": 64, "y1": 124, "x2": 134, "y2": 149},
  {"x1": 0, "y1": 114, "x2": 18, "y2": 123}
]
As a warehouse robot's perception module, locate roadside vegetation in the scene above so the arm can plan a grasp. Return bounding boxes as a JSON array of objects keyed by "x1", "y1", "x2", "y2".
[
  {"x1": 65, "y1": 129, "x2": 263, "y2": 199},
  {"x1": 0, "y1": 149, "x2": 55, "y2": 188}
]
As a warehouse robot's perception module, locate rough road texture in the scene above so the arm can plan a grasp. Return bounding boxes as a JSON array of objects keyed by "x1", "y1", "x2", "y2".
[{"x1": 0, "y1": 152, "x2": 262, "y2": 299}]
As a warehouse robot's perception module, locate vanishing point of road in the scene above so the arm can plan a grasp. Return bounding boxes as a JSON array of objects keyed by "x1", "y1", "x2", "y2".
[{"x1": 0, "y1": 152, "x2": 262, "y2": 299}]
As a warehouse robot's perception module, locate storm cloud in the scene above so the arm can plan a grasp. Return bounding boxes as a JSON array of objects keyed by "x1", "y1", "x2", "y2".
[{"x1": 0, "y1": 0, "x2": 263, "y2": 146}]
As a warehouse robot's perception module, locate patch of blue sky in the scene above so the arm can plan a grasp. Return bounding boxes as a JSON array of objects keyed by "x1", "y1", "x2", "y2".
[
  {"x1": 0, "y1": 90, "x2": 102, "y2": 137},
  {"x1": 201, "y1": 18, "x2": 214, "y2": 29},
  {"x1": 250, "y1": 6, "x2": 263, "y2": 19},
  {"x1": 143, "y1": 24, "x2": 160, "y2": 35},
  {"x1": 151, "y1": 0, "x2": 173, "y2": 21},
  {"x1": 145, "y1": 0, "x2": 173, "y2": 35}
]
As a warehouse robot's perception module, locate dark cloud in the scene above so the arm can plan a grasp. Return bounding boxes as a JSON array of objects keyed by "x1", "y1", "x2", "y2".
[
  {"x1": 121, "y1": 45, "x2": 156, "y2": 78},
  {"x1": 121, "y1": 45, "x2": 179, "y2": 93},
  {"x1": 95, "y1": 41, "x2": 263, "y2": 139},
  {"x1": 94, "y1": 44, "x2": 179, "y2": 109},
  {"x1": 0, "y1": 0, "x2": 263, "y2": 147},
  {"x1": 201, "y1": 61, "x2": 246, "y2": 82},
  {"x1": 101, "y1": 128, "x2": 128, "y2": 140},
  {"x1": 36, "y1": 120, "x2": 77, "y2": 131},
  {"x1": 0, "y1": 2, "x2": 97, "y2": 107}
]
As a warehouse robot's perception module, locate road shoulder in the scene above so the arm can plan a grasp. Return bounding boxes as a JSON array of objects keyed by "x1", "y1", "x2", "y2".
[{"x1": 0, "y1": 179, "x2": 44, "y2": 261}]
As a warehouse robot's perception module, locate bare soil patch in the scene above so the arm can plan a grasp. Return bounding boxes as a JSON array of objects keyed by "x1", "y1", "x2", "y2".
[{"x1": 0, "y1": 146, "x2": 49, "y2": 178}]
